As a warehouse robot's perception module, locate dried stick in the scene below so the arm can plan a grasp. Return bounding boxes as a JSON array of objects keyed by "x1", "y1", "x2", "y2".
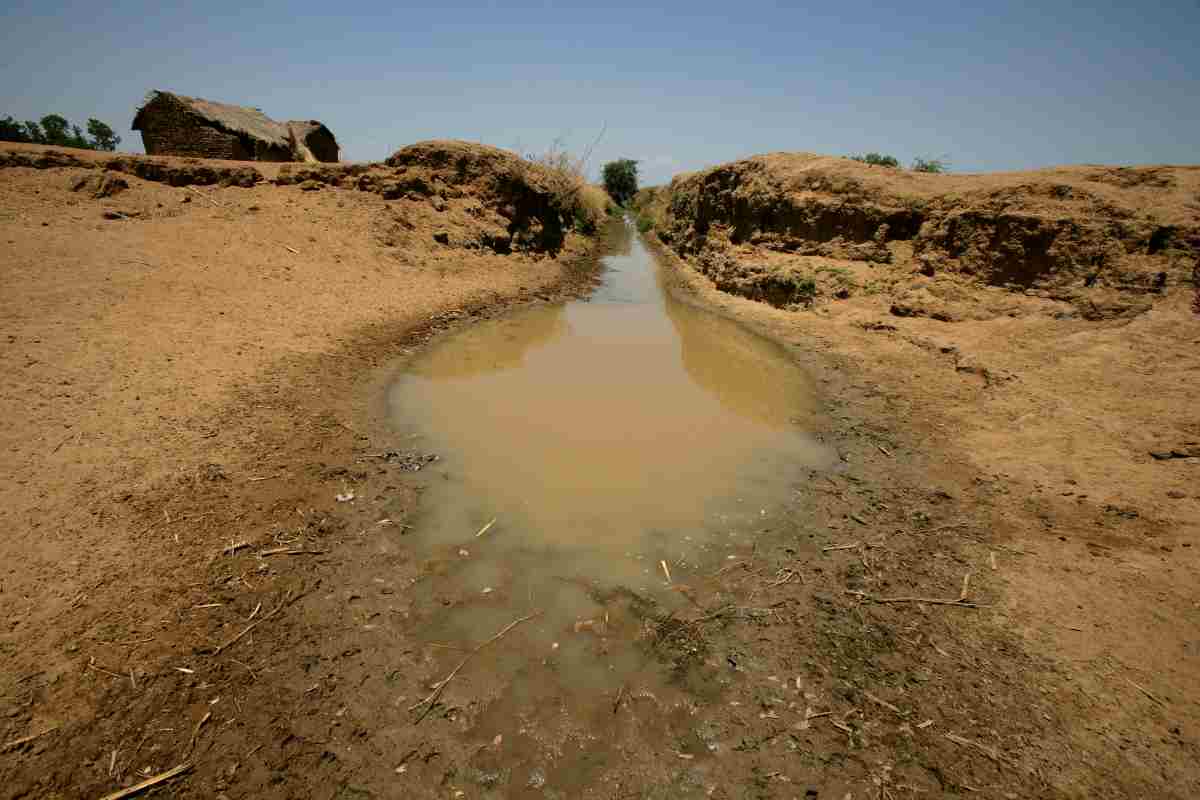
[
  {"x1": 823, "y1": 542, "x2": 860, "y2": 552},
  {"x1": 474, "y1": 517, "x2": 497, "y2": 538},
  {"x1": 944, "y1": 732, "x2": 1008, "y2": 765},
  {"x1": 213, "y1": 590, "x2": 295, "y2": 655},
  {"x1": 2, "y1": 725, "x2": 58, "y2": 752},
  {"x1": 186, "y1": 711, "x2": 211, "y2": 756},
  {"x1": 409, "y1": 611, "x2": 541, "y2": 721},
  {"x1": 185, "y1": 186, "x2": 223, "y2": 207},
  {"x1": 1127, "y1": 678, "x2": 1166, "y2": 707},
  {"x1": 846, "y1": 590, "x2": 982, "y2": 608},
  {"x1": 98, "y1": 762, "x2": 193, "y2": 800}
]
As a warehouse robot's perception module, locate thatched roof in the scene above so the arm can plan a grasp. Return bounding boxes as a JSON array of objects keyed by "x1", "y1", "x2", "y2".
[
  {"x1": 287, "y1": 120, "x2": 339, "y2": 148},
  {"x1": 132, "y1": 90, "x2": 292, "y2": 148}
]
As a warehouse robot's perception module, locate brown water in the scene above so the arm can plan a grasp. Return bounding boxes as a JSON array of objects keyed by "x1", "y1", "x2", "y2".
[{"x1": 387, "y1": 220, "x2": 834, "y2": 687}]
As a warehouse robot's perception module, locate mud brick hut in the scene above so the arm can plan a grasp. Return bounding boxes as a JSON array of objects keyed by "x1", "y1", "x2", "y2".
[{"x1": 132, "y1": 90, "x2": 339, "y2": 163}]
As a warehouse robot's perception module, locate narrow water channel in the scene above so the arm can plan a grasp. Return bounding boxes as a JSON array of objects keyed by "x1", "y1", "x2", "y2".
[{"x1": 387, "y1": 219, "x2": 835, "y2": 700}]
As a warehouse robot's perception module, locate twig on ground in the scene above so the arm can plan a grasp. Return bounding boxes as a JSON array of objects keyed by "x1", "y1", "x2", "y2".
[
  {"x1": 185, "y1": 186, "x2": 223, "y2": 207},
  {"x1": 88, "y1": 657, "x2": 126, "y2": 680},
  {"x1": 187, "y1": 711, "x2": 211, "y2": 755},
  {"x1": 823, "y1": 542, "x2": 861, "y2": 552},
  {"x1": 2, "y1": 725, "x2": 58, "y2": 752},
  {"x1": 222, "y1": 541, "x2": 252, "y2": 555},
  {"x1": 98, "y1": 762, "x2": 193, "y2": 800},
  {"x1": 989, "y1": 551, "x2": 997, "y2": 571},
  {"x1": 246, "y1": 475, "x2": 279, "y2": 482},
  {"x1": 409, "y1": 611, "x2": 542, "y2": 722},
  {"x1": 712, "y1": 560, "x2": 745, "y2": 576},
  {"x1": 944, "y1": 732, "x2": 1008, "y2": 765},
  {"x1": 257, "y1": 548, "x2": 324, "y2": 557},
  {"x1": 847, "y1": 590, "x2": 982, "y2": 608},
  {"x1": 1127, "y1": 678, "x2": 1166, "y2": 707},
  {"x1": 282, "y1": 244, "x2": 299, "y2": 255},
  {"x1": 865, "y1": 691, "x2": 906, "y2": 717},
  {"x1": 660, "y1": 560, "x2": 672, "y2": 583},
  {"x1": 613, "y1": 684, "x2": 625, "y2": 714},
  {"x1": 474, "y1": 517, "x2": 497, "y2": 538},
  {"x1": 877, "y1": 445, "x2": 892, "y2": 456},
  {"x1": 850, "y1": 514, "x2": 869, "y2": 525},
  {"x1": 959, "y1": 572, "x2": 972, "y2": 602},
  {"x1": 213, "y1": 589, "x2": 297, "y2": 655}
]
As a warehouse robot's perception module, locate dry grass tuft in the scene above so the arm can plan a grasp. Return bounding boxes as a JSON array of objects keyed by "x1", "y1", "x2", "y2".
[{"x1": 523, "y1": 136, "x2": 614, "y2": 233}]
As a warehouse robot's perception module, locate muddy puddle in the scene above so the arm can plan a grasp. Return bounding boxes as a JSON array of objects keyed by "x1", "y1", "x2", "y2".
[{"x1": 386, "y1": 220, "x2": 835, "y2": 773}]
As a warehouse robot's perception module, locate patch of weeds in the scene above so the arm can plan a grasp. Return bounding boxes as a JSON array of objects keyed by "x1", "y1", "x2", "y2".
[
  {"x1": 849, "y1": 152, "x2": 900, "y2": 168},
  {"x1": 573, "y1": 207, "x2": 597, "y2": 235},
  {"x1": 636, "y1": 215, "x2": 654, "y2": 233},
  {"x1": 912, "y1": 156, "x2": 949, "y2": 174}
]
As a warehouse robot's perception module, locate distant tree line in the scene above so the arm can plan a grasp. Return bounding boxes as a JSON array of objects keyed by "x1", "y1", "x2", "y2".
[{"x1": 0, "y1": 114, "x2": 121, "y2": 151}]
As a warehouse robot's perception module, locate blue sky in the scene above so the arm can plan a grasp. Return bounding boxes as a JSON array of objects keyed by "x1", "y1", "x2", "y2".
[{"x1": 2, "y1": 0, "x2": 1197, "y2": 185}]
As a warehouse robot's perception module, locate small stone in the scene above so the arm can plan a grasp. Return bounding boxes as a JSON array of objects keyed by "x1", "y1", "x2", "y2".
[
  {"x1": 1167, "y1": 490, "x2": 1186, "y2": 499},
  {"x1": 433, "y1": 231, "x2": 449, "y2": 245}
]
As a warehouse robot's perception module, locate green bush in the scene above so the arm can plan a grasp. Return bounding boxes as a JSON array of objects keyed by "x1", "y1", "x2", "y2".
[
  {"x1": 849, "y1": 152, "x2": 900, "y2": 168},
  {"x1": 912, "y1": 157, "x2": 948, "y2": 173},
  {"x1": 602, "y1": 159, "x2": 639, "y2": 205},
  {"x1": 636, "y1": 215, "x2": 654, "y2": 233},
  {"x1": 573, "y1": 207, "x2": 597, "y2": 235}
]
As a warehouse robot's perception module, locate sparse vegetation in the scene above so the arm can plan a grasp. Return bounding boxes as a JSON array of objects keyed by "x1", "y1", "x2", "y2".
[
  {"x1": 602, "y1": 159, "x2": 639, "y2": 205},
  {"x1": 0, "y1": 113, "x2": 121, "y2": 151},
  {"x1": 849, "y1": 152, "x2": 900, "y2": 168},
  {"x1": 794, "y1": 275, "x2": 817, "y2": 300},
  {"x1": 912, "y1": 156, "x2": 948, "y2": 173},
  {"x1": 523, "y1": 138, "x2": 609, "y2": 235},
  {"x1": 636, "y1": 214, "x2": 654, "y2": 233}
]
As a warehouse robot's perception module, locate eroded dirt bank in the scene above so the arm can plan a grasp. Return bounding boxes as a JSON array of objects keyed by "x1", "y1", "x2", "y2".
[
  {"x1": 632, "y1": 154, "x2": 1200, "y2": 797},
  {"x1": 0, "y1": 141, "x2": 608, "y2": 798},
  {"x1": 2, "y1": 141, "x2": 1197, "y2": 800}
]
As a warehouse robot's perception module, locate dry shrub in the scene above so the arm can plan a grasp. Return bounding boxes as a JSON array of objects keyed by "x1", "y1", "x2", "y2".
[{"x1": 522, "y1": 137, "x2": 612, "y2": 234}]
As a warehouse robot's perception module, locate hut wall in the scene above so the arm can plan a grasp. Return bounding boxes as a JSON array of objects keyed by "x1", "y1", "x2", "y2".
[{"x1": 137, "y1": 95, "x2": 251, "y2": 160}]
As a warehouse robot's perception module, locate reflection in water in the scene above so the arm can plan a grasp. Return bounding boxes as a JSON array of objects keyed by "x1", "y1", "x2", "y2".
[
  {"x1": 409, "y1": 304, "x2": 567, "y2": 379},
  {"x1": 665, "y1": 287, "x2": 817, "y2": 428},
  {"x1": 388, "y1": 220, "x2": 834, "y2": 693}
]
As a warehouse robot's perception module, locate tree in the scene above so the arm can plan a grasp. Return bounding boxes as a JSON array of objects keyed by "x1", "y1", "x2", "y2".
[
  {"x1": 23, "y1": 121, "x2": 44, "y2": 144},
  {"x1": 87, "y1": 118, "x2": 120, "y2": 151},
  {"x1": 39, "y1": 114, "x2": 71, "y2": 146},
  {"x1": 850, "y1": 152, "x2": 899, "y2": 168},
  {"x1": 602, "y1": 159, "x2": 639, "y2": 205},
  {"x1": 0, "y1": 116, "x2": 30, "y2": 143}
]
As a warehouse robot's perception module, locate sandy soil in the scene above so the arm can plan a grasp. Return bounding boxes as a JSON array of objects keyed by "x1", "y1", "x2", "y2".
[
  {"x1": 0, "y1": 143, "x2": 603, "y2": 798},
  {"x1": 2, "y1": 142, "x2": 1198, "y2": 799},
  {"x1": 632, "y1": 153, "x2": 1200, "y2": 797}
]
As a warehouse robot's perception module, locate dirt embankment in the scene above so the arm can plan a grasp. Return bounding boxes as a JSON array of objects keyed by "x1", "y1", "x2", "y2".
[
  {"x1": 0, "y1": 141, "x2": 608, "y2": 798},
  {"x1": 635, "y1": 154, "x2": 1200, "y2": 320},
  {"x1": 635, "y1": 153, "x2": 1200, "y2": 797}
]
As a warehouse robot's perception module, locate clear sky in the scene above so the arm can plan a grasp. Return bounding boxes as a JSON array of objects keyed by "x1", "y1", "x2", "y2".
[{"x1": 2, "y1": 0, "x2": 1197, "y2": 185}]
